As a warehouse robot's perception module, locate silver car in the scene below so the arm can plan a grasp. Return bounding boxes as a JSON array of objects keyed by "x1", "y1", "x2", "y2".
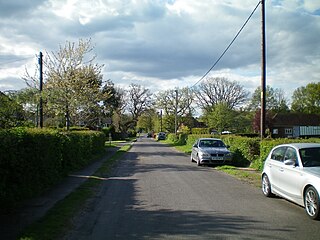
[
  {"x1": 262, "y1": 143, "x2": 320, "y2": 220},
  {"x1": 191, "y1": 138, "x2": 232, "y2": 166}
]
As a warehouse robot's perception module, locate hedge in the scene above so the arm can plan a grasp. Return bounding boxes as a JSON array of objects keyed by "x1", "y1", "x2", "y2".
[
  {"x1": 166, "y1": 133, "x2": 320, "y2": 170},
  {"x1": 0, "y1": 128, "x2": 106, "y2": 210}
]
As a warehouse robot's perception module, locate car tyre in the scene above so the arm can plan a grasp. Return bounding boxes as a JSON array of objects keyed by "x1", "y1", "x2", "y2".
[
  {"x1": 262, "y1": 174, "x2": 273, "y2": 197},
  {"x1": 190, "y1": 154, "x2": 194, "y2": 162},
  {"x1": 196, "y1": 155, "x2": 202, "y2": 166},
  {"x1": 304, "y1": 186, "x2": 320, "y2": 220}
]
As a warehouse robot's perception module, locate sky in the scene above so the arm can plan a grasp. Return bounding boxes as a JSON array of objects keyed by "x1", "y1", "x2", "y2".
[{"x1": 0, "y1": 0, "x2": 319, "y2": 105}]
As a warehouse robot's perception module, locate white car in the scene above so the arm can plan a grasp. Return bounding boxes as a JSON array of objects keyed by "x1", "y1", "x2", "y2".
[
  {"x1": 191, "y1": 138, "x2": 232, "y2": 166},
  {"x1": 262, "y1": 143, "x2": 320, "y2": 220}
]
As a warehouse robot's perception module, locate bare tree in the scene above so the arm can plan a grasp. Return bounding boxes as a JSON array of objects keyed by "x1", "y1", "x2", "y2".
[
  {"x1": 156, "y1": 87, "x2": 194, "y2": 116},
  {"x1": 249, "y1": 85, "x2": 289, "y2": 112},
  {"x1": 126, "y1": 84, "x2": 153, "y2": 126},
  {"x1": 194, "y1": 77, "x2": 249, "y2": 112},
  {"x1": 156, "y1": 87, "x2": 194, "y2": 132}
]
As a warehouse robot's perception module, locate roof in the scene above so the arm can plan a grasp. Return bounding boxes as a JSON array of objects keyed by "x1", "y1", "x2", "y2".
[
  {"x1": 271, "y1": 113, "x2": 320, "y2": 126},
  {"x1": 275, "y1": 143, "x2": 320, "y2": 149},
  {"x1": 198, "y1": 138, "x2": 222, "y2": 141}
]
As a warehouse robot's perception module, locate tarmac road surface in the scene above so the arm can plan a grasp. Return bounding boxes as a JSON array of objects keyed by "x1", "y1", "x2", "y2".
[{"x1": 64, "y1": 136, "x2": 320, "y2": 240}]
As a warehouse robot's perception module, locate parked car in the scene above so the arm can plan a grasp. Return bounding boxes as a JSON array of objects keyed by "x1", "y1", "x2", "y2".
[
  {"x1": 191, "y1": 138, "x2": 232, "y2": 166},
  {"x1": 157, "y1": 132, "x2": 166, "y2": 140},
  {"x1": 261, "y1": 143, "x2": 320, "y2": 220}
]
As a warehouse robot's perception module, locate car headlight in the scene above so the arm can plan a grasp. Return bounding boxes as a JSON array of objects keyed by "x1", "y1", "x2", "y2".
[
  {"x1": 225, "y1": 152, "x2": 232, "y2": 157},
  {"x1": 199, "y1": 152, "x2": 210, "y2": 158}
]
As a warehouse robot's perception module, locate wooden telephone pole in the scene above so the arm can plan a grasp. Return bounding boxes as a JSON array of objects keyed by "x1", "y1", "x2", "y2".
[
  {"x1": 39, "y1": 52, "x2": 43, "y2": 128},
  {"x1": 260, "y1": 0, "x2": 266, "y2": 139}
]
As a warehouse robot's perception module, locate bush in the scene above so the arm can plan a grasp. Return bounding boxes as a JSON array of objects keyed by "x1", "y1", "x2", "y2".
[
  {"x1": 0, "y1": 128, "x2": 106, "y2": 210},
  {"x1": 222, "y1": 136, "x2": 260, "y2": 167},
  {"x1": 191, "y1": 128, "x2": 210, "y2": 134}
]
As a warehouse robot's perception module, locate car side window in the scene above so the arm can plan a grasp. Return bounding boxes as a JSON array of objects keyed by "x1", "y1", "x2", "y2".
[
  {"x1": 284, "y1": 147, "x2": 298, "y2": 165},
  {"x1": 270, "y1": 147, "x2": 287, "y2": 162}
]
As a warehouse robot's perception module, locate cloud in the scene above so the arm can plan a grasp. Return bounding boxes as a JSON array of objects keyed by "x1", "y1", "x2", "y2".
[{"x1": 0, "y1": 0, "x2": 319, "y2": 103}]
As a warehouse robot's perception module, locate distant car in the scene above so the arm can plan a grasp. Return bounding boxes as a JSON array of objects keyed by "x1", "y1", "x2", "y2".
[
  {"x1": 221, "y1": 131, "x2": 232, "y2": 134},
  {"x1": 147, "y1": 132, "x2": 152, "y2": 138},
  {"x1": 191, "y1": 138, "x2": 232, "y2": 166},
  {"x1": 262, "y1": 143, "x2": 320, "y2": 220},
  {"x1": 157, "y1": 132, "x2": 166, "y2": 140}
]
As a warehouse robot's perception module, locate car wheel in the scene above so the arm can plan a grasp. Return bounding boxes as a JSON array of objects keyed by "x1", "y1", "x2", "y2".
[
  {"x1": 196, "y1": 155, "x2": 201, "y2": 166},
  {"x1": 304, "y1": 186, "x2": 320, "y2": 220},
  {"x1": 190, "y1": 154, "x2": 194, "y2": 162},
  {"x1": 262, "y1": 174, "x2": 273, "y2": 197}
]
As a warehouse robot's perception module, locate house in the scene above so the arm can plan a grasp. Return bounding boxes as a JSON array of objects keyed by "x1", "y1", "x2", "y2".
[{"x1": 270, "y1": 113, "x2": 320, "y2": 138}]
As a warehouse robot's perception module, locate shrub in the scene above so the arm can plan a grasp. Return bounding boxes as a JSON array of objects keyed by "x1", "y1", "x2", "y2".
[{"x1": 0, "y1": 128, "x2": 106, "y2": 210}]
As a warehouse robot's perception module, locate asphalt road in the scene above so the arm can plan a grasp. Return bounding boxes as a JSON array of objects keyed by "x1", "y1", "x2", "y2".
[{"x1": 64, "y1": 136, "x2": 320, "y2": 240}]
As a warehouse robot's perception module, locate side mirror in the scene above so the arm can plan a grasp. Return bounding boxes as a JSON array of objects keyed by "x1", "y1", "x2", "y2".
[
  {"x1": 193, "y1": 144, "x2": 198, "y2": 148},
  {"x1": 284, "y1": 159, "x2": 295, "y2": 166}
]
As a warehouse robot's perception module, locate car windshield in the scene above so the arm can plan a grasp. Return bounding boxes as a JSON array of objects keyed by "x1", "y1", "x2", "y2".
[
  {"x1": 199, "y1": 140, "x2": 225, "y2": 148},
  {"x1": 299, "y1": 147, "x2": 320, "y2": 167}
]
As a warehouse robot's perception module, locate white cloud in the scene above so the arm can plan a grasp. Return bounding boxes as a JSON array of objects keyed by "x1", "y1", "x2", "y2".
[{"x1": 0, "y1": 0, "x2": 319, "y2": 103}]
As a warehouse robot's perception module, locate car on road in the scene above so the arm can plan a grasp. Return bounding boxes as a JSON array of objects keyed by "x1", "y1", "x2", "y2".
[
  {"x1": 191, "y1": 138, "x2": 232, "y2": 166},
  {"x1": 261, "y1": 143, "x2": 320, "y2": 220},
  {"x1": 157, "y1": 132, "x2": 166, "y2": 140}
]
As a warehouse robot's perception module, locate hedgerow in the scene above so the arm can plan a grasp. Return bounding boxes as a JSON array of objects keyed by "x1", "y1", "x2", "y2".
[
  {"x1": 166, "y1": 133, "x2": 320, "y2": 170},
  {"x1": 0, "y1": 128, "x2": 106, "y2": 210}
]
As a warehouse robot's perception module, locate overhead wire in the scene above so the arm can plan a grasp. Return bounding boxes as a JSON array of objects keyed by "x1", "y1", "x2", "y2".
[
  {"x1": 191, "y1": 1, "x2": 262, "y2": 88},
  {"x1": 0, "y1": 56, "x2": 35, "y2": 69}
]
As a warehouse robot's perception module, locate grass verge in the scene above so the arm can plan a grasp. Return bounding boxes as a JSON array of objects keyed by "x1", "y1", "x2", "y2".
[
  {"x1": 216, "y1": 165, "x2": 262, "y2": 188},
  {"x1": 18, "y1": 143, "x2": 132, "y2": 240}
]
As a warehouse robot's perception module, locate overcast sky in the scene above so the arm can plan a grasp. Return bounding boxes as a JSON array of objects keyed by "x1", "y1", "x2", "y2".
[{"x1": 0, "y1": 0, "x2": 319, "y2": 103}]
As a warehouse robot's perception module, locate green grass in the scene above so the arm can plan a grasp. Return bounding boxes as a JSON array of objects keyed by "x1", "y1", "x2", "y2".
[
  {"x1": 216, "y1": 165, "x2": 262, "y2": 187},
  {"x1": 18, "y1": 143, "x2": 132, "y2": 240},
  {"x1": 163, "y1": 139, "x2": 192, "y2": 154}
]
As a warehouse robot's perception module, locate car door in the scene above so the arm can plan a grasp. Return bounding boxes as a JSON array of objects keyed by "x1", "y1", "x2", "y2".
[
  {"x1": 268, "y1": 146, "x2": 287, "y2": 193},
  {"x1": 278, "y1": 147, "x2": 303, "y2": 202},
  {"x1": 191, "y1": 140, "x2": 199, "y2": 160}
]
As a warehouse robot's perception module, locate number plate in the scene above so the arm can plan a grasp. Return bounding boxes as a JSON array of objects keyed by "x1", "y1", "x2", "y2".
[{"x1": 212, "y1": 157, "x2": 223, "y2": 160}]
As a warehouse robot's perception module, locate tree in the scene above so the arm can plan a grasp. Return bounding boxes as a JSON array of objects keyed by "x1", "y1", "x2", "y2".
[
  {"x1": 249, "y1": 85, "x2": 289, "y2": 112},
  {"x1": 291, "y1": 82, "x2": 320, "y2": 114},
  {"x1": 0, "y1": 91, "x2": 26, "y2": 128},
  {"x1": 43, "y1": 39, "x2": 104, "y2": 130},
  {"x1": 194, "y1": 77, "x2": 249, "y2": 113},
  {"x1": 101, "y1": 80, "x2": 121, "y2": 117},
  {"x1": 126, "y1": 84, "x2": 153, "y2": 127},
  {"x1": 111, "y1": 87, "x2": 128, "y2": 133},
  {"x1": 156, "y1": 87, "x2": 194, "y2": 132},
  {"x1": 6, "y1": 88, "x2": 39, "y2": 126},
  {"x1": 207, "y1": 103, "x2": 235, "y2": 132},
  {"x1": 136, "y1": 109, "x2": 157, "y2": 132}
]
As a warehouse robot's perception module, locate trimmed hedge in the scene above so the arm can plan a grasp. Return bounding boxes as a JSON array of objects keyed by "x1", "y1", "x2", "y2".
[
  {"x1": 166, "y1": 133, "x2": 320, "y2": 170},
  {"x1": 0, "y1": 128, "x2": 106, "y2": 210}
]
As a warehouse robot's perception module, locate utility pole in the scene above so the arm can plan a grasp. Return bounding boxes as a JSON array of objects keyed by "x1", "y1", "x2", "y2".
[
  {"x1": 39, "y1": 51, "x2": 43, "y2": 128},
  {"x1": 260, "y1": 0, "x2": 266, "y2": 139},
  {"x1": 160, "y1": 109, "x2": 163, "y2": 132},
  {"x1": 174, "y1": 89, "x2": 178, "y2": 134}
]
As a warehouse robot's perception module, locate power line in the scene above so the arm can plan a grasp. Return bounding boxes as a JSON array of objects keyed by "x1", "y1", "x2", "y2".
[
  {"x1": 192, "y1": 1, "x2": 261, "y2": 88},
  {"x1": 0, "y1": 56, "x2": 35, "y2": 68}
]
